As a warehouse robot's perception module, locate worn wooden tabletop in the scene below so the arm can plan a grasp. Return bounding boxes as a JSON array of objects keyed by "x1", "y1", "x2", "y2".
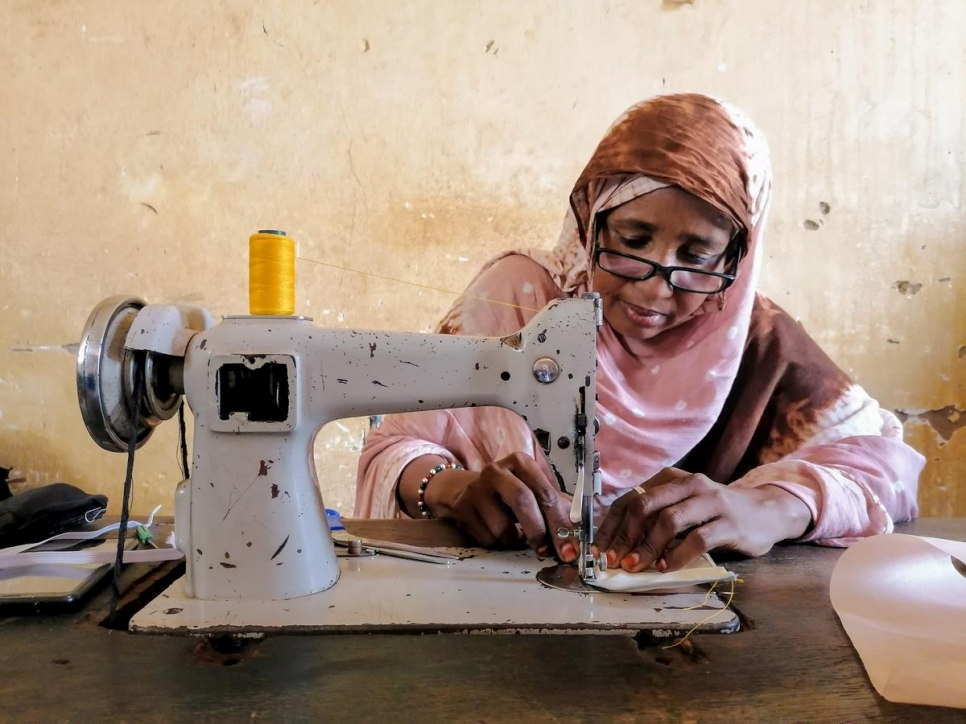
[{"x1": 1, "y1": 518, "x2": 963, "y2": 722}]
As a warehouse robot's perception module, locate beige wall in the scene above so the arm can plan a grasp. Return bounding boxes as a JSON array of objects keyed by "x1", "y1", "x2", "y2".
[{"x1": 1, "y1": 0, "x2": 963, "y2": 519}]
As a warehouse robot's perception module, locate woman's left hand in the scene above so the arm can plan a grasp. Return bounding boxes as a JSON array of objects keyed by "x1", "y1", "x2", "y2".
[{"x1": 593, "y1": 468, "x2": 812, "y2": 572}]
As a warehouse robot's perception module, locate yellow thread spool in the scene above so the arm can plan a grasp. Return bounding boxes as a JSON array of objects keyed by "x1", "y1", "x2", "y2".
[{"x1": 249, "y1": 229, "x2": 295, "y2": 315}]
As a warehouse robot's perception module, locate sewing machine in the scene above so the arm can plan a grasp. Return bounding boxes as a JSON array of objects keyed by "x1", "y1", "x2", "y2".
[{"x1": 76, "y1": 290, "x2": 604, "y2": 601}]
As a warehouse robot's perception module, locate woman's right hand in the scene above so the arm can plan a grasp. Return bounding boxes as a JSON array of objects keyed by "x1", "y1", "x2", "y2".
[{"x1": 402, "y1": 453, "x2": 578, "y2": 562}]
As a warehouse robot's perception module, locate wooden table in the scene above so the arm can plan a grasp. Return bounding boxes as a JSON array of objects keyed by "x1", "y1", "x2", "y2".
[{"x1": 1, "y1": 519, "x2": 963, "y2": 722}]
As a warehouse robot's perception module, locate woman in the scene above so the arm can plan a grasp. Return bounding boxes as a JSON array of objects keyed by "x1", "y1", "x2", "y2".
[{"x1": 355, "y1": 93, "x2": 923, "y2": 574}]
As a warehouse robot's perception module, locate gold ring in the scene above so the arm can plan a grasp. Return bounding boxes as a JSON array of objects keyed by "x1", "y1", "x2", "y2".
[{"x1": 633, "y1": 485, "x2": 646, "y2": 496}]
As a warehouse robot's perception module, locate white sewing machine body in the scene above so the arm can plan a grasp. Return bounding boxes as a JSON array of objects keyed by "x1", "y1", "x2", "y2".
[{"x1": 78, "y1": 294, "x2": 602, "y2": 601}]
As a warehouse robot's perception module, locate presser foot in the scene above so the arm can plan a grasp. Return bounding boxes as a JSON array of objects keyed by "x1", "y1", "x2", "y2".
[
  {"x1": 556, "y1": 527, "x2": 607, "y2": 583},
  {"x1": 579, "y1": 547, "x2": 608, "y2": 583},
  {"x1": 534, "y1": 550, "x2": 607, "y2": 594},
  {"x1": 535, "y1": 563, "x2": 593, "y2": 593}
]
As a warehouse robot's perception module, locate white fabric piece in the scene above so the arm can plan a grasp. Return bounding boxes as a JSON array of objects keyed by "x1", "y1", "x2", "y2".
[
  {"x1": 830, "y1": 534, "x2": 966, "y2": 709},
  {"x1": 586, "y1": 553, "x2": 736, "y2": 592},
  {"x1": 0, "y1": 505, "x2": 183, "y2": 569},
  {"x1": 0, "y1": 547, "x2": 183, "y2": 569}
]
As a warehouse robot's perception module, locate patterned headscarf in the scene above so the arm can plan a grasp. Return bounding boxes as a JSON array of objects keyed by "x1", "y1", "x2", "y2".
[
  {"x1": 438, "y1": 94, "x2": 775, "y2": 488},
  {"x1": 531, "y1": 93, "x2": 771, "y2": 309}
]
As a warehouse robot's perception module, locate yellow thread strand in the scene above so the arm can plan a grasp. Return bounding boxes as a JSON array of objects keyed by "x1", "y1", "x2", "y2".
[
  {"x1": 681, "y1": 580, "x2": 719, "y2": 611},
  {"x1": 662, "y1": 576, "x2": 738, "y2": 650},
  {"x1": 297, "y1": 256, "x2": 540, "y2": 314},
  {"x1": 250, "y1": 231, "x2": 296, "y2": 315}
]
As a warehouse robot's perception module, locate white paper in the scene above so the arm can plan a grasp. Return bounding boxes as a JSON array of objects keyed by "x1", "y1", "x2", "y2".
[
  {"x1": 829, "y1": 534, "x2": 966, "y2": 710},
  {"x1": 587, "y1": 553, "x2": 736, "y2": 593}
]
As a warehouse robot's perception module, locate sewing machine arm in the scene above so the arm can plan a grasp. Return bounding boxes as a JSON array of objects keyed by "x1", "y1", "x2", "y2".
[{"x1": 77, "y1": 294, "x2": 603, "y2": 599}]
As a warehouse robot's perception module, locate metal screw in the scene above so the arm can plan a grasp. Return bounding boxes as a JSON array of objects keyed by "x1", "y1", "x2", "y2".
[
  {"x1": 596, "y1": 551, "x2": 607, "y2": 572},
  {"x1": 532, "y1": 357, "x2": 560, "y2": 384}
]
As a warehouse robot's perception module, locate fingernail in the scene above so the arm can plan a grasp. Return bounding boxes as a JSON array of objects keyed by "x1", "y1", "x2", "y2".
[
  {"x1": 656, "y1": 558, "x2": 667, "y2": 572},
  {"x1": 606, "y1": 550, "x2": 618, "y2": 566},
  {"x1": 537, "y1": 546, "x2": 550, "y2": 558},
  {"x1": 561, "y1": 543, "x2": 576, "y2": 562},
  {"x1": 624, "y1": 553, "x2": 640, "y2": 568}
]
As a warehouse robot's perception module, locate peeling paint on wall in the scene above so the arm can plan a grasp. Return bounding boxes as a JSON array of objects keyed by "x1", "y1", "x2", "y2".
[
  {"x1": 897, "y1": 406, "x2": 966, "y2": 445},
  {"x1": 893, "y1": 281, "x2": 923, "y2": 296}
]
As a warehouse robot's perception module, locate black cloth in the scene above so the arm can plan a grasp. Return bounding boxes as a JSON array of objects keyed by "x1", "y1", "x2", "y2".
[{"x1": 0, "y1": 483, "x2": 108, "y2": 548}]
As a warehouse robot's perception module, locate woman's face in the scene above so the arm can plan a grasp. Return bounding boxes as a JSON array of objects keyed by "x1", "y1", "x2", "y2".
[{"x1": 591, "y1": 187, "x2": 736, "y2": 352}]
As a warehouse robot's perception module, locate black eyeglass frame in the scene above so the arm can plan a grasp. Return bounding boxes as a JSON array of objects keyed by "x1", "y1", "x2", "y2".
[{"x1": 592, "y1": 242, "x2": 741, "y2": 294}]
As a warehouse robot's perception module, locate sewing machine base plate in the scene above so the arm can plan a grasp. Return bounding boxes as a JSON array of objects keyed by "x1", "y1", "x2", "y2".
[
  {"x1": 536, "y1": 562, "x2": 597, "y2": 592},
  {"x1": 131, "y1": 548, "x2": 738, "y2": 635}
]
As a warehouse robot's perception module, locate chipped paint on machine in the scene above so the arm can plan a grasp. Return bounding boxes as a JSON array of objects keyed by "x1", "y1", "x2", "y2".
[{"x1": 75, "y1": 293, "x2": 599, "y2": 600}]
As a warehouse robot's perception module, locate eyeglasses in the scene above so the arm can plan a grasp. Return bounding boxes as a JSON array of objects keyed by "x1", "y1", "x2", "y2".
[{"x1": 593, "y1": 245, "x2": 738, "y2": 294}]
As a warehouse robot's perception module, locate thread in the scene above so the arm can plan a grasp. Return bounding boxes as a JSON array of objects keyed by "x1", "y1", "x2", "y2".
[
  {"x1": 662, "y1": 576, "x2": 740, "y2": 649},
  {"x1": 250, "y1": 230, "x2": 296, "y2": 315},
  {"x1": 297, "y1": 256, "x2": 540, "y2": 314}
]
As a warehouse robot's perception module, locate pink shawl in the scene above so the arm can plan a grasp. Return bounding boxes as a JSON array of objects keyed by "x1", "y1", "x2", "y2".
[{"x1": 355, "y1": 94, "x2": 922, "y2": 544}]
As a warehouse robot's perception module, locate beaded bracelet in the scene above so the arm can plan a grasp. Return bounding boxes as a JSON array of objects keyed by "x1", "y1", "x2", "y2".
[{"x1": 417, "y1": 462, "x2": 464, "y2": 519}]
